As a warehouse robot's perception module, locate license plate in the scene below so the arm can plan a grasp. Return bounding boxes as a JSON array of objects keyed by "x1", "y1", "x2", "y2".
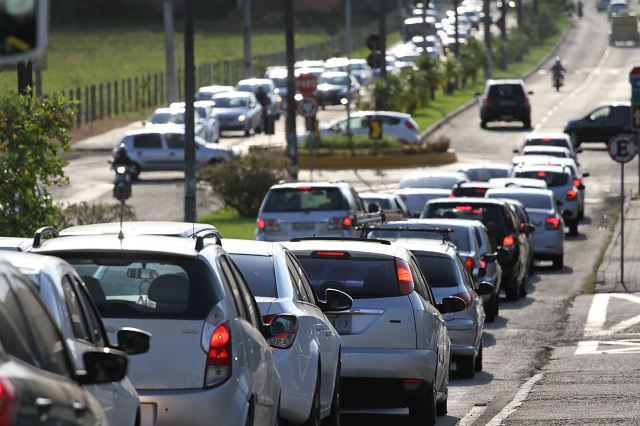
[
  {"x1": 499, "y1": 101, "x2": 516, "y2": 106},
  {"x1": 292, "y1": 222, "x2": 315, "y2": 232},
  {"x1": 326, "y1": 314, "x2": 351, "y2": 333}
]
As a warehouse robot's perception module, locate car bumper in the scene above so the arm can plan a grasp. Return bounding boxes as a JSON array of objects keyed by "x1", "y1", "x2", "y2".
[
  {"x1": 271, "y1": 347, "x2": 317, "y2": 424},
  {"x1": 445, "y1": 319, "x2": 479, "y2": 357},
  {"x1": 532, "y1": 231, "x2": 564, "y2": 257},
  {"x1": 481, "y1": 106, "x2": 530, "y2": 122}
]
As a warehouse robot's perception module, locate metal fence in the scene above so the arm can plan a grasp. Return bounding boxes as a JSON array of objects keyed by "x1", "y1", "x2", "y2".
[{"x1": 60, "y1": 13, "x2": 400, "y2": 129}]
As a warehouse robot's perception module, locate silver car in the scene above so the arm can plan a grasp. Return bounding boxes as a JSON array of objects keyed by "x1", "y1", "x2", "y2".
[
  {"x1": 395, "y1": 171, "x2": 470, "y2": 217},
  {"x1": 31, "y1": 230, "x2": 294, "y2": 426},
  {"x1": 212, "y1": 90, "x2": 263, "y2": 136},
  {"x1": 170, "y1": 101, "x2": 221, "y2": 143},
  {"x1": 395, "y1": 240, "x2": 492, "y2": 379},
  {"x1": 485, "y1": 187, "x2": 565, "y2": 269},
  {"x1": 284, "y1": 238, "x2": 465, "y2": 425},
  {"x1": 1, "y1": 250, "x2": 150, "y2": 426}
]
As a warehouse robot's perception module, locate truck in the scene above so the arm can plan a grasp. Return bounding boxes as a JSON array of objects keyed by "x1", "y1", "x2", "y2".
[{"x1": 609, "y1": 11, "x2": 640, "y2": 45}]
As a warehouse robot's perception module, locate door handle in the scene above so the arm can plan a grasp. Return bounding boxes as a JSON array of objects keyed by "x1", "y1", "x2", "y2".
[
  {"x1": 35, "y1": 397, "x2": 53, "y2": 413},
  {"x1": 73, "y1": 401, "x2": 88, "y2": 416}
]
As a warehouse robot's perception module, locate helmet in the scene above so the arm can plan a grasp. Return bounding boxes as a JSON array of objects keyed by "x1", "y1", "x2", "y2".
[
  {"x1": 113, "y1": 145, "x2": 128, "y2": 160},
  {"x1": 555, "y1": 56, "x2": 561, "y2": 62}
]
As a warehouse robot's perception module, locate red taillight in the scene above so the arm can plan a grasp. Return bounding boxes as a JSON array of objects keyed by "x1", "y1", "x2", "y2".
[
  {"x1": 257, "y1": 218, "x2": 265, "y2": 229},
  {"x1": 537, "y1": 171, "x2": 547, "y2": 177},
  {"x1": 456, "y1": 205, "x2": 473, "y2": 211},
  {"x1": 258, "y1": 218, "x2": 280, "y2": 232},
  {"x1": 475, "y1": 189, "x2": 487, "y2": 195},
  {"x1": 205, "y1": 322, "x2": 232, "y2": 387},
  {"x1": 404, "y1": 120, "x2": 416, "y2": 131},
  {"x1": 395, "y1": 258, "x2": 414, "y2": 296},
  {"x1": 343, "y1": 217, "x2": 353, "y2": 227},
  {"x1": 453, "y1": 291, "x2": 473, "y2": 308},
  {"x1": 296, "y1": 186, "x2": 312, "y2": 190},
  {"x1": 0, "y1": 377, "x2": 17, "y2": 425},
  {"x1": 465, "y1": 256, "x2": 475, "y2": 269},
  {"x1": 573, "y1": 178, "x2": 581, "y2": 187},
  {"x1": 546, "y1": 216, "x2": 561, "y2": 230},
  {"x1": 566, "y1": 189, "x2": 577, "y2": 200},
  {"x1": 449, "y1": 192, "x2": 456, "y2": 197},
  {"x1": 480, "y1": 259, "x2": 487, "y2": 268},
  {"x1": 263, "y1": 315, "x2": 298, "y2": 349},
  {"x1": 502, "y1": 235, "x2": 516, "y2": 254}
]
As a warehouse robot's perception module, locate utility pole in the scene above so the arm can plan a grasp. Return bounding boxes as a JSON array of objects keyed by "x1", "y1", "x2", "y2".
[
  {"x1": 184, "y1": 0, "x2": 197, "y2": 222},
  {"x1": 346, "y1": 0, "x2": 353, "y2": 156},
  {"x1": 483, "y1": 0, "x2": 493, "y2": 79},
  {"x1": 453, "y1": 0, "x2": 460, "y2": 58},
  {"x1": 243, "y1": 0, "x2": 253, "y2": 78},
  {"x1": 17, "y1": 61, "x2": 33, "y2": 96},
  {"x1": 379, "y1": 0, "x2": 387, "y2": 82},
  {"x1": 163, "y1": 0, "x2": 178, "y2": 103},
  {"x1": 284, "y1": 0, "x2": 297, "y2": 178}
]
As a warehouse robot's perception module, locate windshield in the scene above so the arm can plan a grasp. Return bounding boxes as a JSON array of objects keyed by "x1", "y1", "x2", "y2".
[
  {"x1": 318, "y1": 75, "x2": 349, "y2": 85},
  {"x1": 213, "y1": 97, "x2": 248, "y2": 108}
]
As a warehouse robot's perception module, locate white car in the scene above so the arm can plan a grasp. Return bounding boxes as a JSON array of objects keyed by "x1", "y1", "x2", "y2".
[
  {"x1": 223, "y1": 239, "x2": 351, "y2": 425},
  {"x1": 298, "y1": 111, "x2": 420, "y2": 145},
  {"x1": 170, "y1": 101, "x2": 221, "y2": 143},
  {"x1": 235, "y1": 78, "x2": 282, "y2": 118},
  {"x1": 395, "y1": 171, "x2": 470, "y2": 217},
  {"x1": 1, "y1": 250, "x2": 150, "y2": 426},
  {"x1": 142, "y1": 106, "x2": 207, "y2": 141}
]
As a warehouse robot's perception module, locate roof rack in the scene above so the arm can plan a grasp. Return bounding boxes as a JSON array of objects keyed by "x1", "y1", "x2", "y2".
[
  {"x1": 195, "y1": 230, "x2": 223, "y2": 251},
  {"x1": 32, "y1": 226, "x2": 60, "y2": 249},
  {"x1": 371, "y1": 224, "x2": 455, "y2": 243},
  {"x1": 289, "y1": 236, "x2": 391, "y2": 245}
]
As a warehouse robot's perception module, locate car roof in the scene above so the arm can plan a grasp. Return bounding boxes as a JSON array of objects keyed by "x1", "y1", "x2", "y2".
[
  {"x1": 269, "y1": 180, "x2": 352, "y2": 190},
  {"x1": 124, "y1": 124, "x2": 187, "y2": 137},
  {"x1": 428, "y1": 196, "x2": 508, "y2": 205},
  {"x1": 237, "y1": 78, "x2": 272, "y2": 85},
  {"x1": 524, "y1": 132, "x2": 570, "y2": 140},
  {"x1": 213, "y1": 90, "x2": 254, "y2": 99},
  {"x1": 391, "y1": 239, "x2": 457, "y2": 256},
  {"x1": 221, "y1": 238, "x2": 280, "y2": 257},
  {"x1": 282, "y1": 238, "x2": 401, "y2": 257},
  {"x1": 522, "y1": 145, "x2": 572, "y2": 152},
  {"x1": 359, "y1": 192, "x2": 398, "y2": 200},
  {"x1": 0, "y1": 250, "x2": 68, "y2": 275},
  {"x1": 459, "y1": 163, "x2": 513, "y2": 171},
  {"x1": 513, "y1": 164, "x2": 570, "y2": 173},
  {"x1": 485, "y1": 187, "x2": 554, "y2": 197},
  {"x1": 0, "y1": 237, "x2": 33, "y2": 252},
  {"x1": 379, "y1": 218, "x2": 478, "y2": 232},
  {"x1": 488, "y1": 177, "x2": 548, "y2": 188},
  {"x1": 59, "y1": 221, "x2": 220, "y2": 239}
]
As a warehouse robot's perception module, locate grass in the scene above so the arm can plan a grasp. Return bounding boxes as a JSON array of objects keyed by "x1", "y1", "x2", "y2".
[{"x1": 198, "y1": 206, "x2": 256, "y2": 240}]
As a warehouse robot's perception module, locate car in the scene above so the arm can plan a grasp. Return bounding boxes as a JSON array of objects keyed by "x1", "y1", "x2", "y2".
[
  {"x1": 255, "y1": 179, "x2": 369, "y2": 241},
  {"x1": 515, "y1": 131, "x2": 578, "y2": 153},
  {"x1": 517, "y1": 145, "x2": 579, "y2": 165},
  {"x1": 0, "y1": 257, "x2": 130, "y2": 425},
  {"x1": 359, "y1": 191, "x2": 412, "y2": 218},
  {"x1": 500, "y1": 197, "x2": 536, "y2": 275},
  {"x1": 283, "y1": 238, "x2": 466, "y2": 425},
  {"x1": 367, "y1": 218, "x2": 503, "y2": 322},
  {"x1": 195, "y1": 85, "x2": 234, "y2": 101},
  {"x1": 314, "y1": 71, "x2": 361, "y2": 107},
  {"x1": 142, "y1": 106, "x2": 208, "y2": 140},
  {"x1": 477, "y1": 79, "x2": 533, "y2": 129},
  {"x1": 222, "y1": 239, "x2": 351, "y2": 425},
  {"x1": 169, "y1": 101, "x2": 221, "y2": 143},
  {"x1": 0, "y1": 236, "x2": 32, "y2": 251},
  {"x1": 348, "y1": 58, "x2": 374, "y2": 85},
  {"x1": 1, "y1": 250, "x2": 151, "y2": 426},
  {"x1": 421, "y1": 197, "x2": 533, "y2": 301},
  {"x1": 265, "y1": 66, "x2": 290, "y2": 110},
  {"x1": 395, "y1": 240, "x2": 493, "y2": 378},
  {"x1": 563, "y1": 101, "x2": 631, "y2": 148},
  {"x1": 30, "y1": 229, "x2": 294, "y2": 426},
  {"x1": 597, "y1": 0, "x2": 612, "y2": 11},
  {"x1": 489, "y1": 177, "x2": 549, "y2": 189},
  {"x1": 395, "y1": 171, "x2": 470, "y2": 217},
  {"x1": 294, "y1": 59, "x2": 325, "y2": 69},
  {"x1": 235, "y1": 78, "x2": 282, "y2": 119},
  {"x1": 451, "y1": 181, "x2": 506, "y2": 197},
  {"x1": 212, "y1": 90, "x2": 263, "y2": 136},
  {"x1": 607, "y1": 0, "x2": 627, "y2": 17},
  {"x1": 60, "y1": 221, "x2": 220, "y2": 238},
  {"x1": 300, "y1": 110, "x2": 420, "y2": 145},
  {"x1": 485, "y1": 187, "x2": 565, "y2": 269},
  {"x1": 511, "y1": 163, "x2": 582, "y2": 236},
  {"x1": 458, "y1": 163, "x2": 513, "y2": 182},
  {"x1": 114, "y1": 126, "x2": 233, "y2": 178}
]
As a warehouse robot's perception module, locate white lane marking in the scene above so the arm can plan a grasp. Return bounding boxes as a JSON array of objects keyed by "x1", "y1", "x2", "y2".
[
  {"x1": 484, "y1": 374, "x2": 544, "y2": 426},
  {"x1": 583, "y1": 293, "x2": 610, "y2": 337},
  {"x1": 456, "y1": 404, "x2": 487, "y2": 426},
  {"x1": 576, "y1": 339, "x2": 640, "y2": 355}
]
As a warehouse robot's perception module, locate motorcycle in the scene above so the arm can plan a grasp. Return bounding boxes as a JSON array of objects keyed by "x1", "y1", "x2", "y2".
[
  {"x1": 552, "y1": 71, "x2": 564, "y2": 91},
  {"x1": 577, "y1": 3, "x2": 583, "y2": 17},
  {"x1": 110, "y1": 162, "x2": 133, "y2": 202}
]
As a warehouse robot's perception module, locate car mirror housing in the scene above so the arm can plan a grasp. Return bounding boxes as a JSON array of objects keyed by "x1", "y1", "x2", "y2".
[
  {"x1": 495, "y1": 248, "x2": 511, "y2": 263},
  {"x1": 77, "y1": 348, "x2": 129, "y2": 385},
  {"x1": 476, "y1": 281, "x2": 494, "y2": 296},
  {"x1": 262, "y1": 314, "x2": 298, "y2": 339},
  {"x1": 472, "y1": 267, "x2": 487, "y2": 278},
  {"x1": 319, "y1": 288, "x2": 353, "y2": 312},
  {"x1": 117, "y1": 327, "x2": 152, "y2": 355},
  {"x1": 437, "y1": 296, "x2": 466, "y2": 314}
]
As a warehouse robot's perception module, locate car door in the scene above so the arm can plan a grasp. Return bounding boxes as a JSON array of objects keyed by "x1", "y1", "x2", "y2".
[
  {"x1": 165, "y1": 132, "x2": 186, "y2": 171},
  {"x1": 131, "y1": 132, "x2": 168, "y2": 171},
  {"x1": 582, "y1": 105, "x2": 615, "y2": 142}
]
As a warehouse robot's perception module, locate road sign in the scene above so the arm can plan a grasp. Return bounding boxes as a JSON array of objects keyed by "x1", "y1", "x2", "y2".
[
  {"x1": 608, "y1": 134, "x2": 638, "y2": 163},
  {"x1": 366, "y1": 34, "x2": 380, "y2": 51},
  {"x1": 368, "y1": 118, "x2": 382, "y2": 139},
  {"x1": 297, "y1": 96, "x2": 318, "y2": 118},
  {"x1": 296, "y1": 73, "x2": 317, "y2": 97},
  {"x1": 630, "y1": 67, "x2": 640, "y2": 130},
  {"x1": 632, "y1": 105, "x2": 640, "y2": 129}
]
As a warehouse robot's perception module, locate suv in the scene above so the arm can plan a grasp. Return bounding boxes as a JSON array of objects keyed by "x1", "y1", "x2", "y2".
[
  {"x1": 283, "y1": 238, "x2": 465, "y2": 425},
  {"x1": 515, "y1": 131, "x2": 577, "y2": 153},
  {"x1": 477, "y1": 79, "x2": 533, "y2": 129},
  {"x1": 115, "y1": 126, "x2": 233, "y2": 178},
  {"x1": 30, "y1": 228, "x2": 294, "y2": 426},
  {"x1": 421, "y1": 197, "x2": 533, "y2": 301},
  {"x1": 255, "y1": 180, "x2": 369, "y2": 241},
  {"x1": 563, "y1": 101, "x2": 631, "y2": 148}
]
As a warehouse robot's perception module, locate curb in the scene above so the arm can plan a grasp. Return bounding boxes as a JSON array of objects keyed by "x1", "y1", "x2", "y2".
[{"x1": 298, "y1": 150, "x2": 457, "y2": 169}]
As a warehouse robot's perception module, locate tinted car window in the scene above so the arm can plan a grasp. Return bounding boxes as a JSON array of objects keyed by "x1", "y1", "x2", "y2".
[
  {"x1": 514, "y1": 170, "x2": 569, "y2": 187},
  {"x1": 230, "y1": 254, "x2": 277, "y2": 298},
  {"x1": 464, "y1": 168, "x2": 510, "y2": 181},
  {"x1": 295, "y1": 255, "x2": 398, "y2": 299},
  {"x1": 262, "y1": 188, "x2": 346, "y2": 212},
  {"x1": 0, "y1": 273, "x2": 38, "y2": 365},
  {"x1": 368, "y1": 228, "x2": 471, "y2": 252},
  {"x1": 424, "y1": 203, "x2": 509, "y2": 242},
  {"x1": 413, "y1": 253, "x2": 460, "y2": 288},
  {"x1": 166, "y1": 133, "x2": 185, "y2": 149},
  {"x1": 491, "y1": 193, "x2": 553, "y2": 210},
  {"x1": 362, "y1": 197, "x2": 394, "y2": 210},
  {"x1": 132, "y1": 133, "x2": 163, "y2": 149},
  {"x1": 487, "y1": 83, "x2": 525, "y2": 99}
]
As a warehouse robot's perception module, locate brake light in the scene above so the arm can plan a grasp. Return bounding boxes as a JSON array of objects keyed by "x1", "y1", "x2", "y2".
[
  {"x1": 343, "y1": 217, "x2": 353, "y2": 227},
  {"x1": 257, "y1": 218, "x2": 280, "y2": 232},
  {"x1": 296, "y1": 186, "x2": 312, "y2": 190},
  {"x1": 205, "y1": 322, "x2": 232, "y2": 387},
  {"x1": 542, "y1": 138, "x2": 551, "y2": 142},
  {"x1": 456, "y1": 205, "x2": 473, "y2": 211},
  {"x1": 0, "y1": 377, "x2": 17, "y2": 425},
  {"x1": 475, "y1": 189, "x2": 487, "y2": 195},
  {"x1": 449, "y1": 193, "x2": 456, "y2": 197},
  {"x1": 395, "y1": 258, "x2": 414, "y2": 296},
  {"x1": 566, "y1": 189, "x2": 577, "y2": 200},
  {"x1": 263, "y1": 315, "x2": 298, "y2": 349},
  {"x1": 480, "y1": 259, "x2": 487, "y2": 268},
  {"x1": 537, "y1": 171, "x2": 547, "y2": 177},
  {"x1": 257, "y1": 218, "x2": 265, "y2": 229},
  {"x1": 313, "y1": 251, "x2": 349, "y2": 257},
  {"x1": 404, "y1": 120, "x2": 416, "y2": 131},
  {"x1": 453, "y1": 291, "x2": 473, "y2": 308},
  {"x1": 502, "y1": 235, "x2": 516, "y2": 254},
  {"x1": 465, "y1": 256, "x2": 475, "y2": 269},
  {"x1": 573, "y1": 178, "x2": 581, "y2": 187},
  {"x1": 327, "y1": 216, "x2": 353, "y2": 230},
  {"x1": 546, "y1": 216, "x2": 561, "y2": 230}
]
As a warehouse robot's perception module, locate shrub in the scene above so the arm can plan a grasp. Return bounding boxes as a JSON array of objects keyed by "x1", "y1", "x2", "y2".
[
  {"x1": 198, "y1": 149, "x2": 293, "y2": 217},
  {"x1": 54, "y1": 202, "x2": 137, "y2": 228}
]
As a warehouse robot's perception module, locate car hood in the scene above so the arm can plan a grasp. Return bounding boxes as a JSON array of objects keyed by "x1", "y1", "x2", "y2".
[
  {"x1": 213, "y1": 107, "x2": 249, "y2": 117},
  {"x1": 563, "y1": 117, "x2": 584, "y2": 131},
  {"x1": 316, "y1": 84, "x2": 346, "y2": 91}
]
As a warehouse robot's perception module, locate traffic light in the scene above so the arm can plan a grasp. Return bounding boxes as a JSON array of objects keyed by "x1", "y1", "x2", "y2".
[
  {"x1": 365, "y1": 34, "x2": 384, "y2": 70},
  {"x1": 0, "y1": 0, "x2": 49, "y2": 65}
]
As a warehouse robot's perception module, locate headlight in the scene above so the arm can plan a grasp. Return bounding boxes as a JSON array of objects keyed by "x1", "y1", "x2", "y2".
[
  {"x1": 238, "y1": 114, "x2": 246, "y2": 122},
  {"x1": 276, "y1": 96, "x2": 282, "y2": 102},
  {"x1": 294, "y1": 93, "x2": 303, "y2": 101}
]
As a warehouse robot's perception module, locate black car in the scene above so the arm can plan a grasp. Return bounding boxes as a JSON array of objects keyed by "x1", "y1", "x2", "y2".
[
  {"x1": 451, "y1": 181, "x2": 505, "y2": 197},
  {"x1": 421, "y1": 197, "x2": 534, "y2": 301},
  {"x1": 563, "y1": 101, "x2": 631, "y2": 149},
  {"x1": 477, "y1": 79, "x2": 533, "y2": 129},
  {"x1": 314, "y1": 71, "x2": 361, "y2": 107}
]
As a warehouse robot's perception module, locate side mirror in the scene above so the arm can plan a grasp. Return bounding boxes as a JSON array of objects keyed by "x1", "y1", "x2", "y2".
[
  {"x1": 512, "y1": 148, "x2": 519, "y2": 154},
  {"x1": 438, "y1": 296, "x2": 466, "y2": 314},
  {"x1": 522, "y1": 224, "x2": 535, "y2": 234},
  {"x1": 475, "y1": 281, "x2": 494, "y2": 296},
  {"x1": 116, "y1": 327, "x2": 151, "y2": 355},
  {"x1": 475, "y1": 91, "x2": 481, "y2": 96},
  {"x1": 582, "y1": 171, "x2": 590, "y2": 178},
  {"x1": 319, "y1": 288, "x2": 353, "y2": 312},
  {"x1": 482, "y1": 253, "x2": 497, "y2": 263},
  {"x1": 77, "y1": 348, "x2": 128, "y2": 385},
  {"x1": 496, "y1": 248, "x2": 511, "y2": 263},
  {"x1": 472, "y1": 267, "x2": 486, "y2": 278},
  {"x1": 262, "y1": 314, "x2": 298, "y2": 339}
]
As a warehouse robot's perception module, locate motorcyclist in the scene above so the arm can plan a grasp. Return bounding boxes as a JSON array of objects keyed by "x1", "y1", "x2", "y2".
[
  {"x1": 550, "y1": 57, "x2": 566, "y2": 86},
  {"x1": 111, "y1": 144, "x2": 134, "y2": 201},
  {"x1": 576, "y1": 0, "x2": 583, "y2": 17},
  {"x1": 255, "y1": 85, "x2": 270, "y2": 110},
  {"x1": 112, "y1": 144, "x2": 134, "y2": 168}
]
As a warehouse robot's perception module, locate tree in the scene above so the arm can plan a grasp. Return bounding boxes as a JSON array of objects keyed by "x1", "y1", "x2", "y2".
[
  {"x1": 416, "y1": 56, "x2": 445, "y2": 101},
  {"x1": 0, "y1": 90, "x2": 75, "y2": 236}
]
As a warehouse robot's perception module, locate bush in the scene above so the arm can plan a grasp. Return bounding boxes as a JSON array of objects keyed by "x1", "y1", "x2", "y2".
[
  {"x1": 198, "y1": 149, "x2": 294, "y2": 217},
  {"x1": 54, "y1": 202, "x2": 137, "y2": 229}
]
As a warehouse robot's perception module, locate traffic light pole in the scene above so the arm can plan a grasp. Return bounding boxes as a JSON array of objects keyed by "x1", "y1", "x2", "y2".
[
  {"x1": 284, "y1": 0, "x2": 298, "y2": 178},
  {"x1": 379, "y1": 0, "x2": 387, "y2": 82},
  {"x1": 184, "y1": 0, "x2": 197, "y2": 222}
]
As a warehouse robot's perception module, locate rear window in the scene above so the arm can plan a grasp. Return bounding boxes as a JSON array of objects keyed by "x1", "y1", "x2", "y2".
[
  {"x1": 362, "y1": 197, "x2": 393, "y2": 211},
  {"x1": 514, "y1": 170, "x2": 568, "y2": 187},
  {"x1": 423, "y1": 203, "x2": 509, "y2": 243},
  {"x1": 487, "y1": 84, "x2": 525, "y2": 99},
  {"x1": 525, "y1": 138, "x2": 568, "y2": 148},
  {"x1": 228, "y1": 254, "x2": 277, "y2": 298},
  {"x1": 413, "y1": 253, "x2": 460, "y2": 288},
  {"x1": 487, "y1": 193, "x2": 553, "y2": 210},
  {"x1": 294, "y1": 255, "x2": 399, "y2": 299},
  {"x1": 397, "y1": 175, "x2": 461, "y2": 190},
  {"x1": 464, "y1": 168, "x2": 510, "y2": 181},
  {"x1": 262, "y1": 187, "x2": 346, "y2": 212},
  {"x1": 452, "y1": 186, "x2": 490, "y2": 197},
  {"x1": 63, "y1": 255, "x2": 221, "y2": 319},
  {"x1": 368, "y1": 228, "x2": 471, "y2": 252}
]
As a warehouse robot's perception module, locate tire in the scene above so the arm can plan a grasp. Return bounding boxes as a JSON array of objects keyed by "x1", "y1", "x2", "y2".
[
  {"x1": 519, "y1": 278, "x2": 527, "y2": 298},
  {"x1": 505, "y1": 283, "x2": 519, "y2": 301},
  {"x1": 480, "y1": 120, "x2": 487, "y2": 129},
  {"x1": 475, "y1": 343, "x2": 483, "y2": 372},
  {"x1": 568, "y1": 220, "x2": 579, "y2": 236},
  {"x1": 245, "y1": 127, "x2": 251, "y2": 137},
  {"x1": 456, "y1": 355, "x2": 476, "y2": 379},
  {"x1": 523, "y1": 118, "x2": 531, "y2": 128},
  {"x1": 409, "y1": 383, "x2": 437, "y2": 426},
  {"x1": 303, "y1": 373, "x2": 321, "y2": 426},
  {"x1": 322, "y1": 361, "x2": 341, "y2": 426},
  {"x1": 570, "y1": 131, "x2": 581, "y2": 150},
  {"x1": 129, "y1": 163, "x2": 141, "y2": 180},
  {"x1": 436, "y1": 393, "x2": 448, "y2": 417},
  {"x1": 552, "y1": 254, "x2": 564, "y2": 270},
  {"x1": 579, "y1": 207, "x2": 584, "y2": 220},
  {"x1": 484, "y1": 294, "x2": 497, "y2": 323}
]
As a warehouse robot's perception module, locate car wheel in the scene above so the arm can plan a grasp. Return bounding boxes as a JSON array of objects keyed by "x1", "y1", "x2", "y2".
[
  {"x1": 579, "y1": 207, "x2": 584, "y2": 220},
  {"x1": 130, "y1": 162, "x2": 141, "y2": 180},
  {"x1": 485, "y1": 294, "x2": 497, "y2": 323},
  {"x1": 323, "y1": 362, "x2": 341, "y2": 426},
  {"x1": 436, "y1": 390, "x2": 448, "y2": 417},
  {"x1": 519, "y1": 277, "x2": 527, "y2": 298},
  {"x1": 505, "y1": 281, "x2": 519, "y2": 301},
  {"x1": 409, "y1": 383, "x2": 437, "y2": 426},
  {"x1": 475, "y1": 342, "x2": 483, "y2": 372},
  {"x1": 568, "y1": 220, "x2": 579, "y2": 236},
  {"x1": 456, "y1": 355, "x2": 476, "y2": 379},
  {"x1": 523, "y1": 118, "x2": 531, "y2": 128},
  {"x1": 245, "y1": 127, "x2": 251, "y2": 137},
  {"x1": 480, "y1": 120, "x2": 487, "y2": 129},
  {"x1": 552, "y1": 254, "x2": 564, "y2": 270},
  {"x1": 303, "y1": 373, "x2": 321, "y2": 426},
  {"x1": 570, "y1": 131, "x2": 581, "y2": 150}
]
